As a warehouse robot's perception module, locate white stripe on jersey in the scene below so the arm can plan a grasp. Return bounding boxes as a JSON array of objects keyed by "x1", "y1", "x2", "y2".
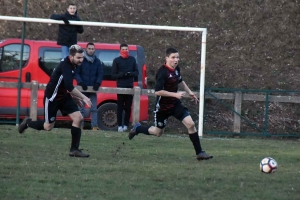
[
  {"x1": 49, "y1": 75, "x2": 63, "y2": 101},
  {"x1": 153, "y1": 96, "x2": 161, "y2": 127},
  {"x1": 44, "y1": 97, "x2": 49, "y2": 123}
]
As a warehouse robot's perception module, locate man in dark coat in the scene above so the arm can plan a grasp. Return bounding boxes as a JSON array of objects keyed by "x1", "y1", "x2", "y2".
[
  {"x1": 50, "y1": 3, "x2": 84, "y2": 58},
  {"x1": 75, "y1": 42, "x2": 103, "y2": 130},
  {"x1": 111, "y1": 44, "x2": 139, "y2": 132}
]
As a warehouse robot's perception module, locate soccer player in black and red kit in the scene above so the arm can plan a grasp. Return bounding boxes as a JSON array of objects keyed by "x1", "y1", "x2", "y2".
[
  {"x1": 129, "y1": 47, "x2": 213, "y2": 161},
  {"x1": 18, "y1": 45, "x2": 92, "y2": 158}
]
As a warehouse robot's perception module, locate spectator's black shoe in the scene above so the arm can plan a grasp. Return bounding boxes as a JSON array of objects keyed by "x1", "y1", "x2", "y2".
[
  {"x1": 128, "y1": 122, "x2": 141, "y2": 140},
  {"x1": 196, "y1": 151, "x2": 213, "y2": 160},
  {"x1": 18, "y1": 116, "x2": 31, "y2": 134},
  {"x1": 69, "y1": 149, "x2": 90, "y2": 158}
]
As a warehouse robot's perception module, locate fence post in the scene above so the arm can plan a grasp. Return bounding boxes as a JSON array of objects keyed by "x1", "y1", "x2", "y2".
[
  {"x1": 132, "y1": 86, "x2": 141, "y2": 126},
  {"x1": 233, "y1": 91, "x2": 242, "y2": 134},
  {"x1": 30, "y1": 81, "x2": 38, "y2": 121}
]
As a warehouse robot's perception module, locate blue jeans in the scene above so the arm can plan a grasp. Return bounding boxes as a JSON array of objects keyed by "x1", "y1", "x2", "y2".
[
  {"x1": 61, "y1": 46, "x2": 69, "y2": 59},
  {"x1": 80, "y1": 92, "x2": 98, "y2": 128}
]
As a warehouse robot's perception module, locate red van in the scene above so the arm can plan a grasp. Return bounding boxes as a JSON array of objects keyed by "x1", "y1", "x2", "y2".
[{"x1": 0, "y1": 38, "x2": 148, "y2": 130}]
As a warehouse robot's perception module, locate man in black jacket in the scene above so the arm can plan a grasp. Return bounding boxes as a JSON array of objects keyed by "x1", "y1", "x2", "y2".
[
  {"x1": 111, "y1": 44, "x2": 139, "y2": 132},
  {"x1": 50, "y1": 3, "x2": 84, "y2": 58}
]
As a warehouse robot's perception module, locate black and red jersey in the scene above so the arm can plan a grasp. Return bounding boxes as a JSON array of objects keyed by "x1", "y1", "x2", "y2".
[
  {"x1": 154, "y1": 64, "x2": 183, "y2": 111},
  {"x1": 45, "y1": 57, "x2": 76, "y2": 101}
]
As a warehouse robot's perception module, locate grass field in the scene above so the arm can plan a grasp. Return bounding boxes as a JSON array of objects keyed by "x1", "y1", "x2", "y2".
[{"x1": 1, "y1": 125, "x2": 300, "y2": 200}]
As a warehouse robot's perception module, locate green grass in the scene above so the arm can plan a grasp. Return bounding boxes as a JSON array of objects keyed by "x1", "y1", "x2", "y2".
[{"x1": 1, "y1": 125, "x2": 300, "y2": 200}]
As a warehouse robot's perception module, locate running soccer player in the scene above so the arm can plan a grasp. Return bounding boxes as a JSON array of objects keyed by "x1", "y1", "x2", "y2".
[
  {"x1": 129, "y1": 47, "x2": 213, "y2": 161},
  {"x1": 18, "y1": 45, "x2": 92, "y2": 158}
]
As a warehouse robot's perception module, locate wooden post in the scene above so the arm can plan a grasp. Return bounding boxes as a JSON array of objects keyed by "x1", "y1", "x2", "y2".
[
  {"x1": 233, "y1": 91, "x2": 242, "y2": 134},
  {"x1": 29, "y1": 81, "x2": 38, "y2": 121},
  {"x1": 132, "y1": 86, "x2": 141, "y2": 125}
]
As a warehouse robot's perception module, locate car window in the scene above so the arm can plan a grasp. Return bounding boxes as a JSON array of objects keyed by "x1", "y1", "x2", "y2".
[
  {"x1": 0, "y1": 44, "x2": 30, "y2": 72},
  {"x1": 37, "y1": 48, "x2": 138, "y2": 79},
  {"x1": 38, "y1": 47, "x2": 61, "y2": 76}
]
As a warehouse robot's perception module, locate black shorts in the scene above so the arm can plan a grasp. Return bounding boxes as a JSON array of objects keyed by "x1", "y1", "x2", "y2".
[
  {"x1": 153, "y1": 103, "x2": 190, "y2": 129},
  {"x1": 44, "y1": 94, "x2": 79, "y2": 123}
]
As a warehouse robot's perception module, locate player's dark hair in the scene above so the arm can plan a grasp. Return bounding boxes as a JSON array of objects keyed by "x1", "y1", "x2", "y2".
[
  {"x1": 86, "y1": 42, "x2": 94, "y2": 47},
  {"x1": 68, "y1": 3, "x2": 76, "y2": 7},
  {"x1": 69, "y1": 44, "x2": 84, "y2": 56},
  {"x1": 166, "y1": 47, "x2": 179, "y2": 57},
  {"x1": 120, "y1": 43, "x2": 128, "y2": 49}
]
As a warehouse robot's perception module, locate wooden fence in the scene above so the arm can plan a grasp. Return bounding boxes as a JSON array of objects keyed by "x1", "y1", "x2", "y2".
[{"x1": 1, "y1": 81, "x2": 300, "y2": 134}]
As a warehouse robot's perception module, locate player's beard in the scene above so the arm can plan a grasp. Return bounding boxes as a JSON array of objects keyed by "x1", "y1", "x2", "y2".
[
  {"x1": 76, "y1": 61, "x2": 82, "y2": 66},
  {"x1": 71, "y1": 58, "x2": 82, "y2": 67}
]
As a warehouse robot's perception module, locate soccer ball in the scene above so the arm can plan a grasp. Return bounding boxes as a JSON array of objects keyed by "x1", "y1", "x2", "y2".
[{"x1": 260, "y1": 157, "x2": 277, "y2": 173}]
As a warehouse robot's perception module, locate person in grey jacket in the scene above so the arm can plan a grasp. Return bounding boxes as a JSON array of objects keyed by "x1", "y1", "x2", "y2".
[
  {"x1": 111, "y1": 43, "x2": 139, "y2": 132},
  {"x1": 75, "y1": 43, "x2": 103, "y2": 130},
  {"x1": 50, "y1": 3, "x2": 84, "y2": 58}
]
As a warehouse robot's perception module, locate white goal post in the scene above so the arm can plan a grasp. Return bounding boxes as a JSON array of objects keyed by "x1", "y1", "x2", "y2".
[{"x1": 0, "y1": 15, "x2": 207, "y2": 137}]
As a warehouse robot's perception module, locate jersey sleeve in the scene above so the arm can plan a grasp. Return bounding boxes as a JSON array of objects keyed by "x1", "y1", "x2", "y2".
[
  {"x1": 155, "y1": 68, "x2": 167, "y2": 92},
  {"x1": 62, "y1": 63, "x2": 75, "y2": 92}
]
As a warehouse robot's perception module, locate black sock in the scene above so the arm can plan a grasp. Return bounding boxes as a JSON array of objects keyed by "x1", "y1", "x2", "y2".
[
  {"x1": 189, "y1": 132, "x2": 202, "y2": 155},
  {"x1": 136, "y1": 126, "x2": 150, "y2": 135},
  {"x1": 70, "y1": 126, "x2": 81, "y2": 151},
  {"x1": 27, "y1": 120, "x2": 44, "y2": 130}
]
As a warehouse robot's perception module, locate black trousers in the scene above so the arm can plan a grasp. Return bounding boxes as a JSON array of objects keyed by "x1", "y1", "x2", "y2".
[{"x1": 117, "y1": 94, "x2": 133, "y2": 126}]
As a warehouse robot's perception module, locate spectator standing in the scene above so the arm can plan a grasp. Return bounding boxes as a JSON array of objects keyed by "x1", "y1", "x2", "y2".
[
  {"x1": 50, "y1": 3, "x2": 84, "y2": 58},
  {"x1": 128, "y1": 47, "x2": 213, "y2": 161},
  {"x1": 75, "y1": 42, "x2": 103, "y2": 130},
  {"x1": 18, "y1": 45, "x2": 92, "y2": 158},
  {"x1": 111, "y1": 44, "x2": 139, "y2": 132}
]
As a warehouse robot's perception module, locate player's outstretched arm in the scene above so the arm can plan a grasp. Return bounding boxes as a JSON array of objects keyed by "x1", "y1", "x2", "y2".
[
  {"x1": 179, "y1": 81, "x2": 199, "y2": 103},
  {"x1": 70, "y1": 94, "x2": 84, "y2": 107},
  {"x1": 155, "y1": 90, "x2": 186, "y2": 99},
  {"x1": 69, "y1": 87, "x2": 92, "y2": 107}
]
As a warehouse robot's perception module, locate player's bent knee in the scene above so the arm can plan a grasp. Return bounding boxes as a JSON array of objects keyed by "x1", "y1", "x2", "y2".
[
  {"x1": 149, "y1": 126, "x2": 163, "y2": 137},
  {"x1": 157, "y1": 132, "x2": 163, "y2": 137},
  {"x1": 44, "y1": 124, "x2": 54, "y2": 131},
  {"x1": 79, "y1": 115, "x2": 84, "y2": 122},
  {"x1": 155, "y1": 129, "x2": 163, "y2": 137},
  {"x1": 186, "y1": 121, "x2": 195, "y2": 130},
  {"x1": 71, "y1": 114, "x2": 83, "y2": 124},
  {"x1": 149, "y1": 126, "x2": 157, "y2": 135}
]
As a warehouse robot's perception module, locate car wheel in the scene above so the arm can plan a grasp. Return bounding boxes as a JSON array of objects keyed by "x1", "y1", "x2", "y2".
[{"x1": 97, "y1": 103, "x2": 118, "y2": 131}]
